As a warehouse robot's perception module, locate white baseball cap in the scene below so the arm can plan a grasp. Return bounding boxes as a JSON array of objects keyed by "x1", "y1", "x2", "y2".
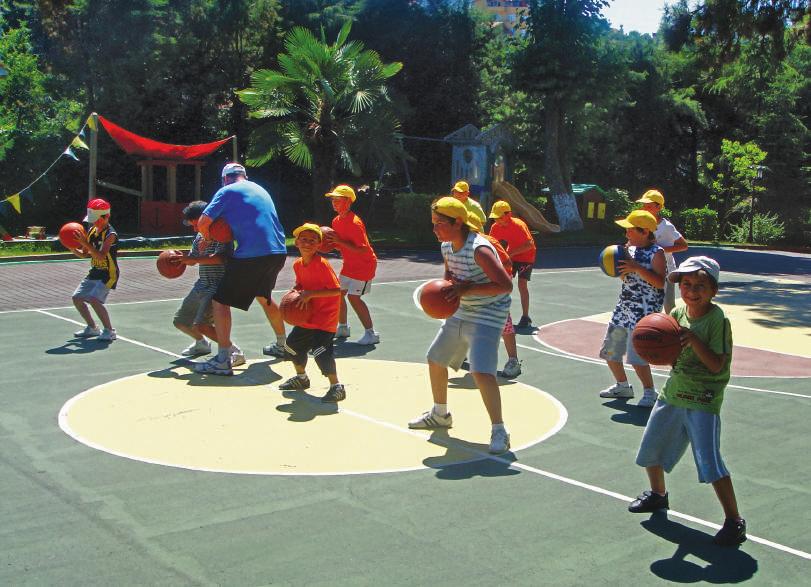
[
  {"x1": 221, "y1": 163, "x2": 247, "y2": 178},
  {"x1": 668, "y1": 256, "x2": 720, "y2": 285}
]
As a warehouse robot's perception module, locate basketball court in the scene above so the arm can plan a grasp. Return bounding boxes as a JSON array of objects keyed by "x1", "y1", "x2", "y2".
[{"x1": 0, "y1": 246, "x2": 809, "y2": 584}]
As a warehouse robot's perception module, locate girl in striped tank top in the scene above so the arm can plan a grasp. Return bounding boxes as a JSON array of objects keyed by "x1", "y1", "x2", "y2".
[{"x1": 407, "y1": 197, "x2": 514, "y2": 454}]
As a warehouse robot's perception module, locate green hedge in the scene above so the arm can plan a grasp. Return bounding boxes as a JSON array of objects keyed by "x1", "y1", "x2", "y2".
[
  {"x1": 393, "y1": 192, "x2": 436, "y2": 241},
  {"x1": 679, "y1": 206, "x2": 719, "y2": 240}
]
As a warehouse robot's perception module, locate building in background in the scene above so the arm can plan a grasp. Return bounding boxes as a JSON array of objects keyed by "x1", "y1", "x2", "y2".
[{"x1": 472, "y1": 0, "x2": 528, "y2": 36}]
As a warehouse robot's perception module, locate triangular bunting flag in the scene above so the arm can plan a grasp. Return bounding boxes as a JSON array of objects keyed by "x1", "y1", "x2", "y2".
[
  {"x1": 6, "y1": 194, "x2": 21, "y2": 213},
  {"x1": 20, "y1": 187, "x2": 33, "y2": 202},
  {"x1": 79, "y1": 128, "x2": 86, "y2": 140},
  {"x1": 86, "y1": 115, "x2": 97, "y2": 131},
  {"x1": 71, "y1": 136, "x2": 89, "y2": 150},
  {"x1": 63, "y1": 146, "x2": 79, "y2": 161}
]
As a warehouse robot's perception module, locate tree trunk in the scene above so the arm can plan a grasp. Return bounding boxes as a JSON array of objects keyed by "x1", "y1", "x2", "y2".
[
  {"x1": 310, "y1": 145, "x2": 337, "y2": 224},
  {"x1": 544, "y1": 99, "x2": 583, "y2": 231}
]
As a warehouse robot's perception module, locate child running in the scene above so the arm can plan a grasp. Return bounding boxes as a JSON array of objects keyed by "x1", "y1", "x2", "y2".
[
  {"x1": 467, "y1": 215, "x2": 522, "y2": 378},
  {"x1": 173, "y1": 201, "x2": 233, "y2": 357},
  {"x1": 278, "y1": 224, "x2": 346, "y2": 403},
  {"x1": 629, "y1": 256, "x2": 746, "y2": 547},
  {"x1": 408, "y1": 197, "x2": 513, "y2": 454},
  {"x1": 324, "y1": 185, "x2": 380, "y2": 345},
  {"x1": 636, "y1": 189, "x2": 688, "y2": 313},
  {"x1": 69, "y1": 198, "x2": 119, "y2": 341},
  {"x1": 598, "y1": 210, "x2": 666, "y2": 408},
  {"x1": 488, "y1": 200, "x2": 537, "y2": 329}
]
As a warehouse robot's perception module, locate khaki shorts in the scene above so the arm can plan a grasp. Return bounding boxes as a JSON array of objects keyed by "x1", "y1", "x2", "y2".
[
  {"x1": 599, "y1": 323, "x2": 647, "y2": 366},
  {"x1": 73, "y1": 278, "x2": 110, "y2": 303},
  {"x1": 174, "y1": 288, "x2": 214, "y2": 327}
]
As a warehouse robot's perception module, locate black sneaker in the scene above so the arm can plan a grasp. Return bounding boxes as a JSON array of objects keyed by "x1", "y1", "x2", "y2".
[
  {"x1": 321, "y1": 383, "x2": 346, "y2": 403},
  {"x1": 279, "y1": 375, "x2": 310, "y2": 391},
  {"x1": 628, "y1": 490, "x2": 669, "y2": 513},
  {"x1": 516, "y1": 316, "x2": 533, "y2": 329},
  {"x1": 713, "y1": 518, "x2": 747, "y2": 547}
]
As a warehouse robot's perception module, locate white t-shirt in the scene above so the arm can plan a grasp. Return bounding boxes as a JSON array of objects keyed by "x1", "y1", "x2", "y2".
[{"x1": 655, "y1": 218, "x2": 683, "y2": 272}]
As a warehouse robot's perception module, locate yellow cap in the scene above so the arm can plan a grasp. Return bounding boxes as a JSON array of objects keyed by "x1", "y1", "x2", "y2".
[
  {"x1": 489, "y1": 200, "x2": 512, "y2": 219},
  {"x1": 325, "y1": 184, "x2": 356, "y2": 203},
  {"x1": 451, "y1": 180, "x2": 470, "y2": 194},
  {"x1": 467, "y1": 214, "x2": 483, "y2": 233},
  {"x1": 615, "y1": 209, "x2": 658, "y2": 231},
  {"x1": 636, "y1": 189, "x2": 665, "y2": 206},
  {"x1": 292, "y1": 223, "x2": 322, "y2": 240},
  {"x1": 431, "y1": 196, "x2": 479, "y2": 230}
]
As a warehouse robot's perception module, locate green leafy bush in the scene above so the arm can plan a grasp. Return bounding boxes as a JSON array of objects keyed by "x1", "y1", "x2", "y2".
[
  {"x1": 726, "y1": 212, "x2": 785, "y2": 244},
  {"x1": 603, "y1": 188, "x2": 634, "y2": 220},
  {"x1": 680, "y1": 207, "x2": 719, "y2": 240},
  {"x1": 393, "y1": 192, "x2": 436, "y2": 241}
]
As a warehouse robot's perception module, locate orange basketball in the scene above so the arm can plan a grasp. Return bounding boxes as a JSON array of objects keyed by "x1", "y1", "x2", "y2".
[
  {"x1": 318, "y1": 226, "x2": 336, "y2": 253},
  {"x1": 209, "y1": 218, "x2": 232, "y2": 242},
  {"x1": 156, "y1": 249, "x2": 186, "y2": 279},
  {"x1": 419, "y1": 279, "x2": 459, "y2": 319},
  {"x1": 59, "y1": 222, "x2": 86, "y2": 249},
  {"x1": 632, "y1": 313, "x2": 683, "y2": 365},
  {"x1": 280, "y1": 290, "x2": 312, "y2": 327}
]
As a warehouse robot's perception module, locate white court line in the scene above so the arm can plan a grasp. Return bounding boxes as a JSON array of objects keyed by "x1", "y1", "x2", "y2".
[{"x1": 33, "y1": 308, "x2": 811, "y2": 560}]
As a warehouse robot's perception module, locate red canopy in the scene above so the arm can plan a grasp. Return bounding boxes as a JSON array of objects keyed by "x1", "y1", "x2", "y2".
[{"x1": 98, "y1": 115, "x2": 232, "y2": 161}]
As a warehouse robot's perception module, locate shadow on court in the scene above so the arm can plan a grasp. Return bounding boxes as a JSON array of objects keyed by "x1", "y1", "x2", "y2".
[
  {"x1": 275, "y1": 389, "x2": 339, "y2": 422},
  {"x1": 641, "y1": 512, "x2": 758, "y2": 583},
  {"x1": 46, "y1": 338, "x2": 113, "y2": 354},
  {"x1": 422, "y1": 428, "x2": 519, "y2": 480},
  {"x1": 146, "y1": 360, "x2": 283, "y2": 386},
  {"x1": 603, "y1": 398, "x2": 652, "y2": 427},
  {"x1": 717, "y1": 280, "x2": 811, "y2": 332}
]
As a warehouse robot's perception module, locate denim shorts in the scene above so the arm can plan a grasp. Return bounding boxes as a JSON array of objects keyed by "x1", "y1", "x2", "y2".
[
  {"x1": 426, "y1": 316, "x2": 501, "y2": 375},
  {"x1": 599, "y1": 323, "x2": 647, "y2": 366},
  {"x1": 72, "y1": 278, "x2": 110, "y2": 303},
  {"x1": 635, "y1": 400, "x2": 730, "y2": 484},
  {"x1": 174, "y1": 288, "x2": 214, "y2": 327}
]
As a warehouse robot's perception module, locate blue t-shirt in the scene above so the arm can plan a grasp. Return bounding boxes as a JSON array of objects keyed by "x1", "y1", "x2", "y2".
[{"x1": 203, "y1": 180, "x2": 286, "y2": 258}]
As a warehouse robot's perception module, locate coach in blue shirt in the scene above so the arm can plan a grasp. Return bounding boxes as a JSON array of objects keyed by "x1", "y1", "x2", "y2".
[{"x1": 195, "y1": 163, "x2": 288, "y2": 375}]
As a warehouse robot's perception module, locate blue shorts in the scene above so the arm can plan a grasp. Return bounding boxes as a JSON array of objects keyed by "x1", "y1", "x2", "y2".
[
  {"x1": 426, "y1": 316, "x2": 501, "y2": 376},
  {"x1": 635, "y1": 400, "x2": 730, "y2": 484},
  {"x1": 599, "y1": 323, "x2": 647, "y2": 366},
  {"x1": 73, "y1": 278, "x2": 110, "y2": 303}
]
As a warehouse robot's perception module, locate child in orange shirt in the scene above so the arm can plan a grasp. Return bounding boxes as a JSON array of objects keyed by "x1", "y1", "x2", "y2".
[
  {"x1": 324, "y1": 185, "x2": 379, "y2": 345},
  {"x1": 278, "y1": 223, "x2": 345, "y2": 402},
  {"x1": 488, "y1": 200, "x2": 537, "y2": 329}
]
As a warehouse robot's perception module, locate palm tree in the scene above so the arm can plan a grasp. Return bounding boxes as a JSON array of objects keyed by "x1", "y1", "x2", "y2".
[{"x1": 238, "y1": 22, "x2": 404, "y2": 219}]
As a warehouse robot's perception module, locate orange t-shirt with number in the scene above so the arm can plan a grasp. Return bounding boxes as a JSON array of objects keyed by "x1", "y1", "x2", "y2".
[
  {"x1": 489, "y1": 216, "x2": 536, "y2": 263},
  {"x1": 332, "y1": 211, "x2": 377, "y2": 281},
  {"x1": 293, "y1": 255, "x2": 341, "y2": 333}
]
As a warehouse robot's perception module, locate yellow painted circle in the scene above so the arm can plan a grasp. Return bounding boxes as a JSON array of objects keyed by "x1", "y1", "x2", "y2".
[{"x1": 59, "y1": 359, "x2": 566, "y2": 475}]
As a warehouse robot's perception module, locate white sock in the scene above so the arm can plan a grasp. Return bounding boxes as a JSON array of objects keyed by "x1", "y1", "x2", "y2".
[
  {"x1": 492, "y1": 423, "x2": 507, "y2": 433},
  {"x1": 433, "y1": 403, "x2": 448, "y2": 417},
  {"x1": 617, "y1": 381, "x2": 630, "y2": 387},
  {"x1": 644, "y1": 387, "x2": 656, "y2": 393},
  {"x1": 339, "y1": 323, "x2": 348, "y2": 329},
  {"x1": 296, "y1": 373, "x2": 309, "y2": 380},
  {"x1": 365, "y1": 328, "x2": 375, "y2": 334}
]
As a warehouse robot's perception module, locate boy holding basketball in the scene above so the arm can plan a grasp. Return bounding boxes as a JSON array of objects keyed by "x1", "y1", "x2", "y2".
[
  {"x1": 408, "y1": 197, "x2": 513, "y2": 454},
  {"x1": 173, "y1": 201, "x2": 232, "y2": 357},
  {"x1": 488, "y1": 200, "x2": 537, "y2": 329},
  {"x1": 324, "y1": 184, "x2": 380, "y2": 345},
  {"x1": 278, "y1": 224, "x2": 345, "y2": 402},
  {"x1": 69, "y1": 198, "x2": 118, "y2": 341},
  {"x1": 629, "y1": 256, "x2": 746, "y2": 547},
  {"x1": 598, "y1": 210, "x2": 666, "y2": 408}
]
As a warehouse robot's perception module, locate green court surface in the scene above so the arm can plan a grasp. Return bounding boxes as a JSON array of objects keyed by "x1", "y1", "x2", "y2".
[{"x1": 1, "y1": 248, "x2": 809, "y2": 585}]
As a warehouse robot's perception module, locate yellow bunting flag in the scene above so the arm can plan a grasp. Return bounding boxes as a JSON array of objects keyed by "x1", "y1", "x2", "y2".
[
  {"x1": 71, "y1": 136, "x2": 89, "y2": 150},
  {"x1": 86, "y1": 115, "x2": 97, "y2": 131},
  {"x1": 6, "y1": 193, "x2": 21, "y2": 213}
]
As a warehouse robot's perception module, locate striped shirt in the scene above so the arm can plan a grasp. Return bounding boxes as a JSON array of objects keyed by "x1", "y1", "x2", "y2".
[
  {"x1": 190, "y1": 234, "x2": 231, "y2": 294},
  {"x1": 442, "y1": 232, "x2": 511, "y2": 329}
]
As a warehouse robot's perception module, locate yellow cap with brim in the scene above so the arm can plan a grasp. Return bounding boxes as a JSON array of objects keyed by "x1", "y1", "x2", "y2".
[
  {"x1": 615, "y1": 209, "x2": 658, "y2": 231},
  {"x1": 293, "y1": 223, "x2": 322, "y2": 240},
  {"x1": 489, "y1": 200, "x2": 512, "y2": 219},
  {"x1": 325, "y1": 185, "x2": 356, "y2": 202},
  {"x1": 451, "y1": 180, "x2": 470, "y2": 194},
  {"x1": 432, "y1": 196, "x2": 479, "y2": 230},
  {"x1": 467, "y1": 214, "x2": 483, "y2": 233},
  {"x1": 636, "y1": 189, "x2": 665, "y2": 206}
]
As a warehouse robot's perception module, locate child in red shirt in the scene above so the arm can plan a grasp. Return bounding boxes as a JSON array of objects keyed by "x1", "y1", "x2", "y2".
[
  {"x1": 488, "y1": 200, "x2": 537, "y2": 329},
  {"x1": 324, "y1": 185, "x2": 380, "y2": 346},
  {"x1": 278, "y1": 224, "x2": 345, "y2": 402}
]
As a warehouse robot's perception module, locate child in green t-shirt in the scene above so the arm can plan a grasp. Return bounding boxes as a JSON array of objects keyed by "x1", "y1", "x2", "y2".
[{"x1": 628, "y1": 256, "x2": 746, "y2": 547}]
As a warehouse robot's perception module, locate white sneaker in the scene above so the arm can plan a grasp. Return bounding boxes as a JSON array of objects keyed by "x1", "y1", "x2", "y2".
[
  {"x1": 638, "y1": 388, "x2": 658, "y2": 408},
  {"x1": 336, "y1": 325, "x2": 351, "y2": 338},
  {"x1": 74, "y1": 326, "x2": 100, "y2": 338},
  {"x1": 195, "y1": 353, "x2": 233, "y2": 376},
  {"x1": 489, "y1": 427, "x2": 511, "y2": 454},
  {"x1": 356, "y1": 330, "x2": 380, "y2": 345},
  {"x1": 408, "y1": 410, "x2": 453, "y2": 429},
  {"x1": 262, "y1": 343, "x2": 287, "y2": 357},
  {"x1": 181, "y1": 338, "x2": 211, "y2": 356},
  {"x1": 502, "y1": 357, "x2": 522, "y2": 378},
  {"x1": 230, "y1": 346, "x2": 246, "y2": 367},
  {"x1": 599, "y1": 382, "x2": 634, "y2": 398},
  {"x1": 98, "y1": 328, "x2": 117, "y2": 341}
]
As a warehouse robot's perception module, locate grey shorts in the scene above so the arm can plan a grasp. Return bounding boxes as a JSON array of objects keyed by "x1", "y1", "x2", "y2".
[
  {"x1": 174, "y1": 288, "x2": 215, "y2": 327},
  {"x1": 664, "y1": 280, "x2": 677, "y2": 313},
  {"x1": 635, "y1": 400, "x2": 729, "y2": 484},
  {"x1": 427, "y1": 316, "x2": 501, "y2": 376},
  {"x1": 599, "y1": 323, "x2": 647, "y2": 366},
  {"x1": 73, "y1": 278, "x2": 110, "y2": 303}
]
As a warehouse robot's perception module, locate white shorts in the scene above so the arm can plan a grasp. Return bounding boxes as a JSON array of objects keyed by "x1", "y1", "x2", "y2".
[
  {"x1": 599, "y1": 323, "x2": 647, "y2": 366},
  {"x1": 426, "y1": 316, "x2": 501, "y2": 376},
  {"x1": 340, "y1": 274, "x2": 372, "y2": 296},
  {"x1": 72, "y1": 278, "x2": 110, "y2": 303}
]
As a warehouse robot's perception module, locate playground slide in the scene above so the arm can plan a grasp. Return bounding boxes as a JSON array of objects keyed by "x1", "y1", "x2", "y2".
[{"x1": 491, "y1": 181, "x2": 561, "y2": 233}]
